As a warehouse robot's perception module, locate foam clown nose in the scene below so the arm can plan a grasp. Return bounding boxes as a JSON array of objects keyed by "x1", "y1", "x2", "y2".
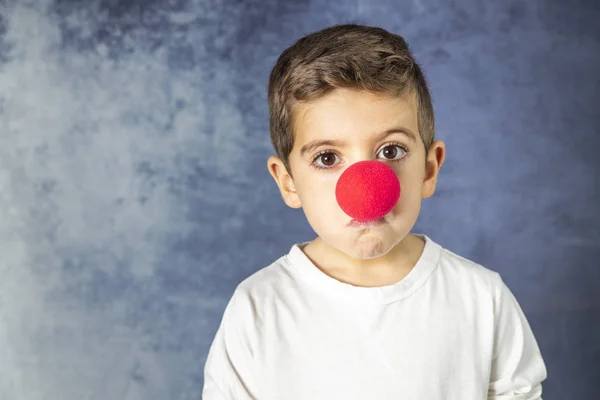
[{"x1": 335, "y1": 160, "x2": 401, "y2": 222}]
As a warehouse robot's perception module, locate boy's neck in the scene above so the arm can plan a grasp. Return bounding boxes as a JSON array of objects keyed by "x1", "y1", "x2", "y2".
[{"x1": 301, "y1": 233, "x2": 425, "y2": 288}]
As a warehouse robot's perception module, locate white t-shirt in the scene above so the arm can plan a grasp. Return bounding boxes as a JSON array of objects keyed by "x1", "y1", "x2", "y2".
[{"x1": 202, "y1": 234, "x2": 547, "y2": 400}]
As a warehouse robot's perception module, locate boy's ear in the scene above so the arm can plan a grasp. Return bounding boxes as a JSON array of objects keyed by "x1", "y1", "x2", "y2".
[
  {"x1": 267, "y1": 156, "x2": 302, "y2": 209},
  {"x1": 422, "y1": 140, "x2": 446, "y2": 199}
]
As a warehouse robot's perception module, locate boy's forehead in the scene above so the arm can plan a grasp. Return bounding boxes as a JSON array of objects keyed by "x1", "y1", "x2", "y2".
[{"x1": 292, "y1": 89, "x2": 419, "y2": 153}]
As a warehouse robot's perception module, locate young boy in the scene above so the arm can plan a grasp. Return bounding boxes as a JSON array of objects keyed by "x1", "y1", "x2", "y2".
[{"x1": 202, "y1": 24, "x2": 547, "y2": 399}]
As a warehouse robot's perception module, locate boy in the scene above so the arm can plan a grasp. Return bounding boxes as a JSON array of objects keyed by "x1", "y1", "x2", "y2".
[{"x1": 203, "y1": 24, "x2": 547, "y2": 399}]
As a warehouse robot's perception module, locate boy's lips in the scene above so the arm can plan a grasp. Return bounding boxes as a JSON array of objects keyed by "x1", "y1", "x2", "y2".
[{"x1": 348, "y1": 217, "x2": 386, "y2": 227}]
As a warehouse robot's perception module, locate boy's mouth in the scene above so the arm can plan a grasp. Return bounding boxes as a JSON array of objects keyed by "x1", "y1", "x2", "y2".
[{"x1": 348, "y1": 217, "x2": 386, "y2": 228}]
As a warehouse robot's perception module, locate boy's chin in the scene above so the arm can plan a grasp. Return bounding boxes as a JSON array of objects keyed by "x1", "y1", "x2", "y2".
[
  {"x1": 350, "y1": 238, "x2": 397, "y2": 259},
  {"x1": 321, "y1": 234, "x2": 396, "y2": 260}
]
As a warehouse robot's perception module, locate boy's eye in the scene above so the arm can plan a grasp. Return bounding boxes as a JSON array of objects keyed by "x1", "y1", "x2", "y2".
[
  {"x1": 377, "y1": 145, "x2": 406, "y2": 160},
  {"x1": 314, "y1": 152, "x2": 339, "y2": 168}
]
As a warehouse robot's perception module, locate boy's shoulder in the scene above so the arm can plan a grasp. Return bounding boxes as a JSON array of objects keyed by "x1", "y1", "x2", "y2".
[
  {"x1": 436, "y1": 242, "x2": 505, "y2": 292},
  {"x1": 217, "y1": 251, "x2": 298, "y2": 326},
  {"x1": 228, "y1": 250, "x2": 296, "y2": 302}
]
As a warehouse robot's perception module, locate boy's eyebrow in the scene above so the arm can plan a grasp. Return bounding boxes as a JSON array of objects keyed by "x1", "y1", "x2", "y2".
[{"x1": 299, "y1": 128, "x2": 417, "y2": 158}]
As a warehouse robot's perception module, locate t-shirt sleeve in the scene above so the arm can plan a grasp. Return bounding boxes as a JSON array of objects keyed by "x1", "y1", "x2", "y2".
[
  {"x1": 487, "y1": 274, "x2": 548, "y2": 400},
  {"x1": 202, "y1": 290, "x2": 259, "y2": 400}
]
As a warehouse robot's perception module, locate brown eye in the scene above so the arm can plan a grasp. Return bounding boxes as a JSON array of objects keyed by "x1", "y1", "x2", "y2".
[
  {"x1": 318, "y1": 153, "x2": 337, "y2": 166},
  {"x1": 377, "y1": 145, "x2": 406, "y2": 161},
  {"x1": 382, "y1": 146, "x2": 398, "y2": 159}
]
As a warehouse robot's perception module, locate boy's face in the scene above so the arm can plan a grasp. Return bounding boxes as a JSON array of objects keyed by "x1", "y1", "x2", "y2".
[{"x1": 268, "y1": 88, "x2": 445, "y2": 262}]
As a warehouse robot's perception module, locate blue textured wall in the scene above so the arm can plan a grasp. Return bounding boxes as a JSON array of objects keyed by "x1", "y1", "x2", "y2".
[{"x1": 0, "y1": 1, "x2": 598, "y2": 399}]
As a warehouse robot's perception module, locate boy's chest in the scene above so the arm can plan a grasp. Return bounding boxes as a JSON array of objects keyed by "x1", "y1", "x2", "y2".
[{"x1": 253, "y1": 298, "x2": 494, "y2": 400}]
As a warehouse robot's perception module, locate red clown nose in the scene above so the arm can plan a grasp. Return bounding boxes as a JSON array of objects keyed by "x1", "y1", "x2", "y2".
[{"x1": 335, "y1": 161, "x2": 401, "y2": 222}]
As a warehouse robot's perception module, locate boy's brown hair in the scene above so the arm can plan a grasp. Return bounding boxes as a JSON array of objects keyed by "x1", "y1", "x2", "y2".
[{"x1": 268, "y1": 24, "x2": 435, "y2": 178}]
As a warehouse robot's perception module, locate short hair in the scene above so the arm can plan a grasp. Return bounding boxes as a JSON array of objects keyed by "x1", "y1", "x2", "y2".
[{"x1": 267, "y1": 24, "x2": 435, "y2": 178}]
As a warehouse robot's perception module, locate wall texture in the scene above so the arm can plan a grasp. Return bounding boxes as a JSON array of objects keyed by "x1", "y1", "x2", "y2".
[{"x1": 0, "y1": 0, "x2": 598, "y2": 399}]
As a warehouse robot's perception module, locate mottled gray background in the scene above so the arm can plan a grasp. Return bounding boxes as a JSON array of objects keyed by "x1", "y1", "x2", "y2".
[{"x1": 0, "y1": 0, "x2": 598, "y2": 399}]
